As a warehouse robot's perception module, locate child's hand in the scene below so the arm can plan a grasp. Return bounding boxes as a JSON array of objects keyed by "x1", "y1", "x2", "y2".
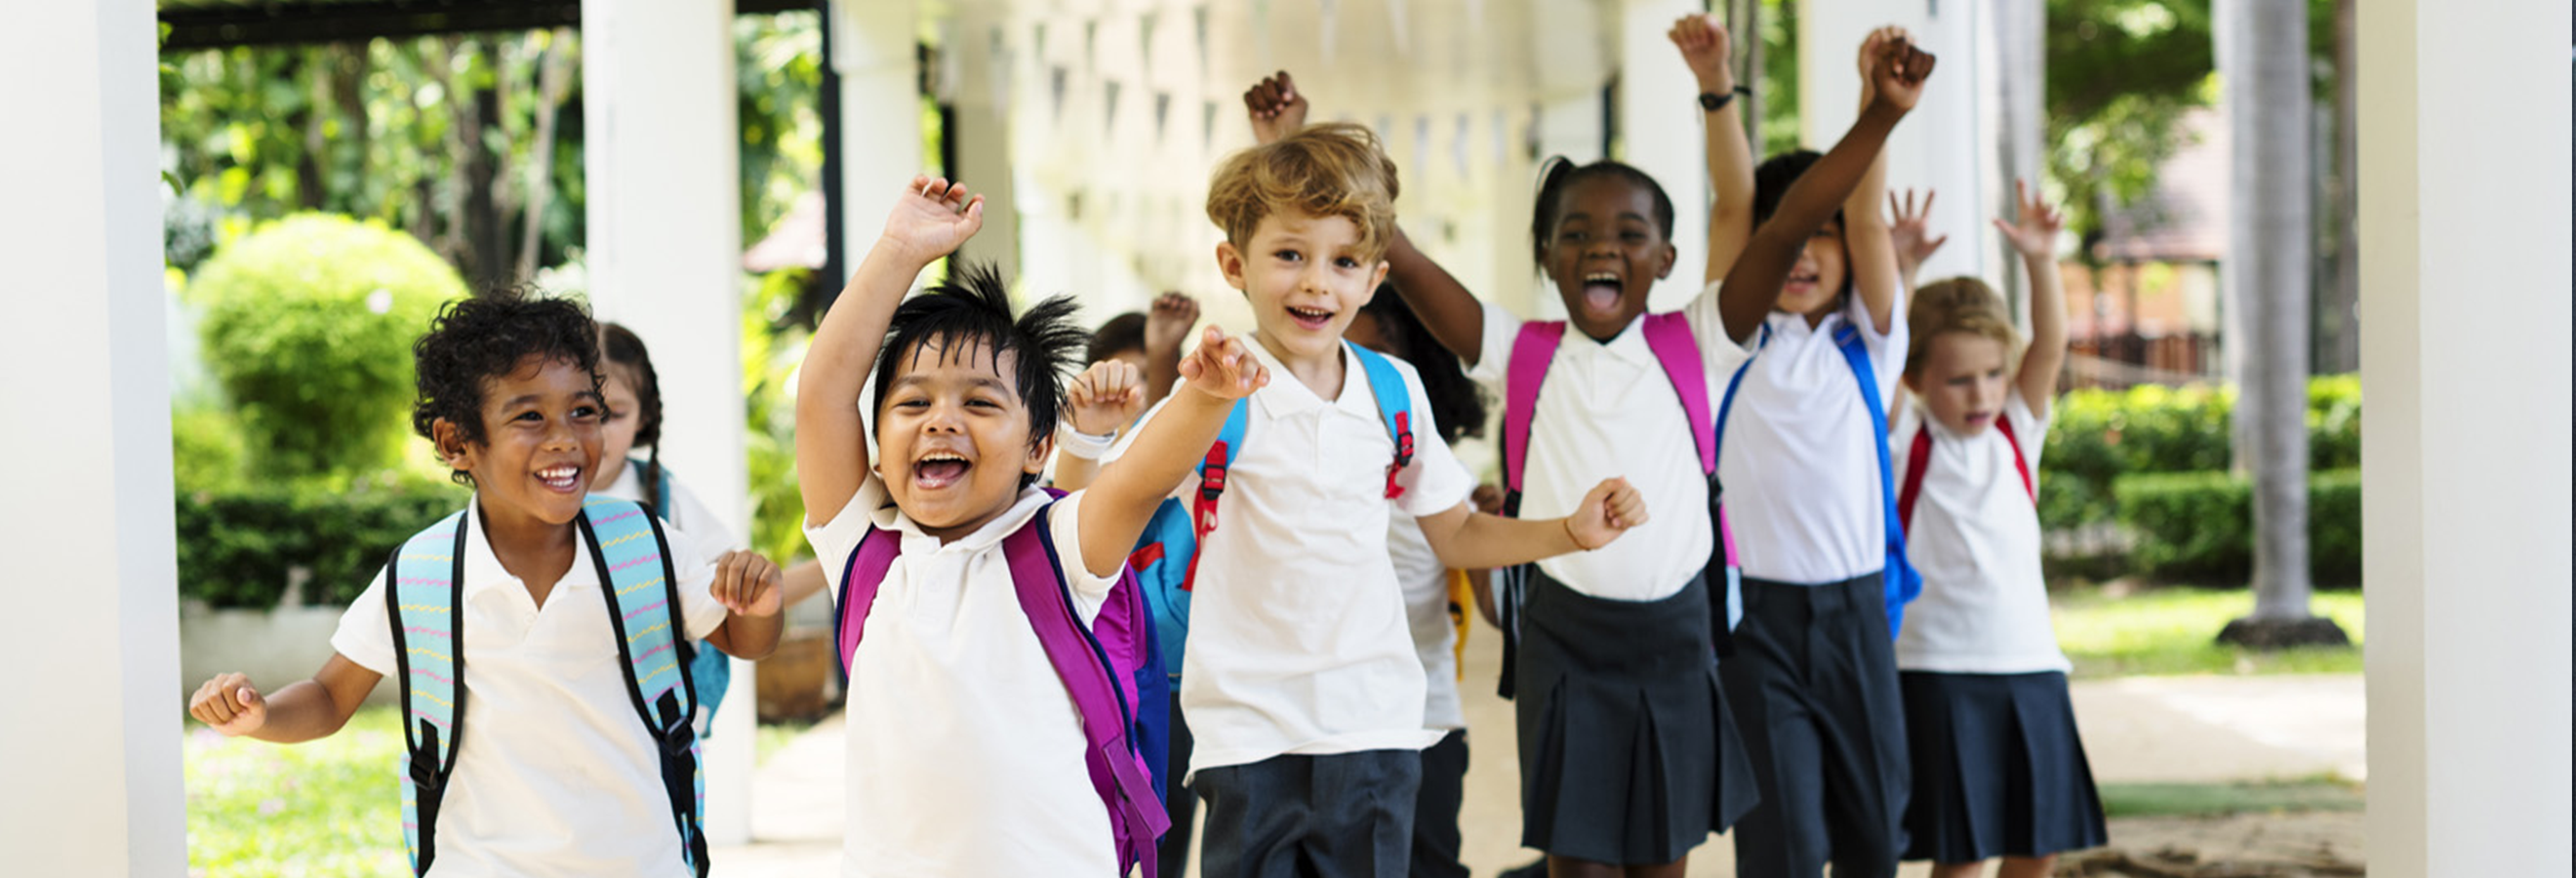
[
  {"x1": 1243, "y1": 71, "x2": 1309, "y2": 145},
  {"x1": 1470, "y1": 483, "x2": 1506, "y2": 515},
  {"x1": 878, "y1": 176, "x2": 986, "y2": 264},
  {"x1": 1177, "y1": 327, "x2": 1270, "y2": 400},
  {"x1": 188, "y1": 672, "x2": 267, "y2": 737},
  {"x1": 1992, "y1": 179, "x2": 2063, "y2": 260},
  {"x1": 1888, "y1": 187, "x2": 1949, "y2": 270},
  {"x1": 1865, "y1": 31, "x2": 1936, "y2": 112},
  {"x1": 711, "y1": 550, "x2": 785, "y2": 619},
  {"x1": 1143, "y1": 292, "x2": 1200, "y2": 356},
  {"x1": 1067, "y1": 360, "x2": 1148, "y2": 435},
  {"x1": 1667, "y1": 14, "x2": 1736, "y2": 91},
  {"x1": 1565, "y1": 478, "x2": 1649, "y2": 550}
]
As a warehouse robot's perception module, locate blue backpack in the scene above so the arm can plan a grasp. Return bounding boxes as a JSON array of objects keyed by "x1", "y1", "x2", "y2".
[
  {"x1": 1715, "y1": 321, "x2": 1923, "y2": 636},
  {"x1": 633, "y1": 459, "x2": 734, "y2": 738},
  {"x1": 384, "y1": 496, "x2": 710, "y2": 878},
  {"x1": 1125, "y1": 343, "x2": 1417, "y2": 680},
  {"x1": 835, "y1": 488, "x2": 1174, "y2": 878}
]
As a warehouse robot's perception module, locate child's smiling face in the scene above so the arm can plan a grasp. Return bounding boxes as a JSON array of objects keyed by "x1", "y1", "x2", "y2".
[
  {"x1": 1777, "y1": 218, "x2": 1850, "y2": 319},
  {"x1": 1543, "y1": 176, "x2": 1676, "y2": 341},
  {"x1": 595, "y1": 361, "x2": 644, "y2": 485},
  {"x1": 440, "y1": 354, "x2": 606, "y2": 527},
  {"x1": 1221, "y1": 209, "x2": 1389, "y2": 365},
  {"x1": 872, "y1": 335, "x2": 1051, "y2": 539}
]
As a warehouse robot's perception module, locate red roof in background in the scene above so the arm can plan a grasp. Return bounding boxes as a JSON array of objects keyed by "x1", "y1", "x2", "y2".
[{"x1": 2094, "y1": 108, "x2": 2228, "y2": 263}]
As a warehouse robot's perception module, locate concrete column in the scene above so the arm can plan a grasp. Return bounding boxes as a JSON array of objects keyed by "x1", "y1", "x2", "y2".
[
  {"x1": 1617, "y1": 0, "x2": 1708, "y2": 311},
  {"x1": 831, "y1": 0, "x2": 925, "y2": 275},
  {"x1": 0, "y1": 0, "x2": 182, "y2": 872},
  {"x1": 580, "y1": 0, "x2": 754, "y2": 845},
  {"x1": 949, "y1": 13, "x2": 1020, "y2": 280},
  {"x1": 1798, "y1": 0, "x2": 1995, "y2": 291},
  {"x1": 2357, "y1": 0, "x2": 2573, "y2": 873}
]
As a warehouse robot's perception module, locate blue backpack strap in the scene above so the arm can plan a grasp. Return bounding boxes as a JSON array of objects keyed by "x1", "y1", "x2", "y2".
[
  {"x1": 1830, "y1": 325, "x2": 1920, "y2": 639},
  {"x1": 1348, "y1": 343, "x2": 1416, "y2": 499},
  {"x1": 579, "y1": 496, "x2": 710, "y2": 878},
  {"x1": 387, "y1": 510, "x2": 469, "y2": 877},
  {"x1": 1015, "y1": 501, "x2": 1173, "y2": 878}
]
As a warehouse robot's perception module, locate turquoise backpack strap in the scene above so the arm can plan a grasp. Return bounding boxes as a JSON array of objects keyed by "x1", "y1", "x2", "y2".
[
  {"x1": 1348, "y1": 343, "x2": 1417, "y2": 499},
  {"x1": 578, "y1": 496, "x2": 711, "y2": 878},
  {"x1": 385, "y1": 510, "x2": 469, "y2": 877}
]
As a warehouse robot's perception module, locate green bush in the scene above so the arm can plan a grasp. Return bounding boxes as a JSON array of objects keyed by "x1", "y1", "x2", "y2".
[
  {"x1": 172, "y1": 405, "x2": 249, "y2": 494},
  {"x1": 188, "y1": 214, "x2": 465, "y2": 483},
  {"x1": 2039, "y1": 378, "x2": 2360, "y2": 532},
  {"x1": 177, "y1": 479, "x2": 463, "y2": 609},
  {"x1": 2112, "y1": 468, "x2": 2362, "y2": 587}
]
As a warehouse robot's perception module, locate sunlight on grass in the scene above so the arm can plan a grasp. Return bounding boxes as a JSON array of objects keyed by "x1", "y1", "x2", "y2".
[
  {"x1": 2053, "y1": 585, "x2": 2365, "y2": 679},
  {"x1": 2098, "y1": 776, "x2": 2365, "y2": 818},
  {"x1": 185, "y1": 706, "x2": 406, "y2": 877}
]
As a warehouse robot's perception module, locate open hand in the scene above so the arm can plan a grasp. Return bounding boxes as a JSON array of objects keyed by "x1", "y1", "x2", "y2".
[
  {"x1": 1243, "y1": 71, "x2": 1310, "y2": 145},
  {"x1": 1992, "y1": 179, "x2": 2064, "y2": 260},
  {"x1": 1565, "y1": 478, "x2": 1648, "y2": 550},
  {"x1": 1667, "y1": 14, "x2": 1736, "y2": 91},
  {"x1": 1888, "y1": 187, "x2": 1949, "y2": 272},
  {"x1": 1177, "y1": 327, "x2": 1270, "y2": 400},
  {"x1": 1143, "y1": 292, "x2": 1200, "y2": 356},
  {"x1": 1067, "y1": 359, "x2": 1148, "y2": 435},
  {"x1": 879, "y1": 176, "x2": 985, "y2": 263},
  {"x1": 189, "y1": 672, "x2": 267, "y2": 737},
  {"x1": 711, "y1": 550, "x2": 785, "y2": 618}
]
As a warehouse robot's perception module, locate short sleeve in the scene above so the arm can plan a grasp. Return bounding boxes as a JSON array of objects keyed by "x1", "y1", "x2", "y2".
[
  {"x1": 328, "y1": 567, "x2": 399, "y2": 676},
  {"x1": 1043, "y1": 492, "x2": 1117, "y2": 616},
  {"x1": 1390, "y1": 363, "x2": 1478, "y2": 520},
  {"x1": 1683, "y1": 279, "x2": 1753, "y2": 379},
  {"x1": 2004, "y1": 388, "x2": 2050, "y2": 475},
  {"x1": 663, "y1": 519, "x2": 729, "y2": 642},
  {"x1": 805, "y1": 475, "x2": 893, "y2": 606},
  {"x1": 1462, "y1": 300, "x2": 1525, "y2": 390}
]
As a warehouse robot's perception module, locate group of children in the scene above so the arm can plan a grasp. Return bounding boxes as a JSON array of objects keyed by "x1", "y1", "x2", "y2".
[{"x1": 186, "y1": 14, "x2": 2104, "y2": 878}]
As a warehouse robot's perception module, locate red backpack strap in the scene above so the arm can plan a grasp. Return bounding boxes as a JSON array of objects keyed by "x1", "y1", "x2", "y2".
[
  {"x1": 1638, "y1": 312, "x2": 1716, "y2": 475},
  {"x1": 1502, "y1": 321, "x2": 1567, "y2": 517},
  {"x1": 1897, "y1": 425, "x2": 1934, "y2": 532},
  {"x1": 1995, "y1": 415, "x2": 2036, "y2": 502},
  {"x1": 833, "y1": 526, "x2": 902, "y2": 675}
]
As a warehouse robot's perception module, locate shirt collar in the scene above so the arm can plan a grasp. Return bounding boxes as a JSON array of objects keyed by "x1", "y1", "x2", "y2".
[
  {"x1": 870, "y1": 483, "x2": 1055, "y2": 553},
  {"x1": 1765, "y1": 306, "x2": 1847, "y2": 342},
  {"x1": 1247, "y1": 337, "x2": 1383, "y2": 421},
  {"x1": 1563, "y1": 314, "x2": 1655, "y2": 367},
  {"x1": 456, "y1": 495, "x2": 602, "y2": 601}
]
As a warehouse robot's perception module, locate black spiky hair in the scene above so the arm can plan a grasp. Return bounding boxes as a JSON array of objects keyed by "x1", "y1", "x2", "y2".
[{"x1": 870, "y1": 261, "x2": 1088, "y2": 485}]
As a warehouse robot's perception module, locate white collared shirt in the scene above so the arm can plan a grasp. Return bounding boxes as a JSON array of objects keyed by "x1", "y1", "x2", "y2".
[
  {"x1": 1891, "y1": 391, "x2": 2070, "y2": 673},
  {"x1": 1111, "y1": 340, "x2": 1471, "y2": 774},
  {"x1": 599, "y1": 463, "x2": 739, "y2": 560},
  {"x1": 1705, "y1": 290, "x2": 1910, "y2": 585},
  {"x1": 331, "y1": 497, "x2": 727, "y2": 878},
  {"x1": 805, "y1": 480, "x2": 1117, "y2": 878}
]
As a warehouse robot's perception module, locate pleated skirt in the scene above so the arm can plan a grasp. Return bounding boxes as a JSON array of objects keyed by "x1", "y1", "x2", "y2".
[{"x1": 1898, "y1": 670, "x2": 2109, "y2": 862}]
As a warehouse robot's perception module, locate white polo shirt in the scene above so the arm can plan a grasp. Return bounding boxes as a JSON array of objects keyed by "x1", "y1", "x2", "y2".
[
  {"x1": 1891, "y1": 391, "x2": 2071, "y2": 674},
  {"x1": 1466, "y1": 296, "x2": 1738, "y2": 601},
  {"x1": 806, "y1": 479, "x2": 1117, "y2": 878},
  {"x1": 331, "y1": 497, "x2": 727, "y2": 878},
  {"x1": 1707, "y1": 289, "x2": 1910, "y2": 585},
  {"x1": 1112, "y1": 340, "x2": 1472, "y2": 774}
]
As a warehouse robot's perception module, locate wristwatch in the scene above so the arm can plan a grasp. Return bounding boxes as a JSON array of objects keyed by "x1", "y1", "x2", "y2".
[{"x1": 1699, "y1": 86, "x2": 1752, "y2": 112}]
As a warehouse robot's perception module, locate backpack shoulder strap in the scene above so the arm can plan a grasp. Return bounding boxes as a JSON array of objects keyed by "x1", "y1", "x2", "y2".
[
  {"x1": 1502, "y1": 321, "x2": 1567, "y2": 517},
  {"x1": 1348, "y1": 343, "x2": 1416, "y2": 499},
  {"x1": 1011, "y1": 505, "x2": 1173, "y2": 878},
  {"x1": 1639, "y1": 313, "x2": 1717, "y2": 476},
  {"x1": 1181, "y1": 400, "x2": 1250, "y2": 593},
  {"x1": 580, "y1": 495, "x2": 709, "y2": 877},
  {"x1": 834, "y1": 520, "x2": 904, "y2": 675},
  {"x1": 1832, "y1": 324, "x2": 1918, "y2": 638},
  {"x1": 387, "y1": 509, "x2": 469, "y2": 877},
  {"x1": 1995, "y1": 414, "x2": 2036, "y2": 502},
  {"x1": 1898, "y1": 423, "x2": 1935, "y2": 531},
  {"x1": 1713, "y1": 322, "x2": 1773, "y2": 463}
]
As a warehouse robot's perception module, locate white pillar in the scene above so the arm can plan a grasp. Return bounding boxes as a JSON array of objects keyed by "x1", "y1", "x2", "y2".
[
  {"x1": 1798, "y1": 0, "x2": 1995, "y2": 290},
  {"x1": 1617, "y1": 0, "x2": 1708, "y2": 311},
  {"x1": 2357, "y1": 0, "x2": 2573, "y2": 873},
  {"x1": 580, "y1": 0, "x2": 755, "y2": 846},
  {"x1": 832, "y1": 0, "x2": 925, "y2": 275},
  {"x1": 0, "y1": 0, "x2": 182, "y2": 872},
  {"x1": 949, "y1": 13, "x2": 1019, "y2": 278}
]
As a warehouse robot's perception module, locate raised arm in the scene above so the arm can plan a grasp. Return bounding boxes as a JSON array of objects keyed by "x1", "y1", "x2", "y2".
[
  {"x1": 1051, "y1": 358, "x2": 1149, "y2": 493},
  {"x1": 1140, "y1": 292, "x2": 1199, "y2": 408},
  {"x1": 1417, "y1": 478, "x2": 1647, "y2": 571},
  {"x1": 1246, "y1": 70, "x2": 1489, "y2": 364},
  {"x1": 1997, "y1": 179, "x2": 2070, "y2": 418},
  {"x1": 1076, "y1": 328, "x2": 1269, "y2": 578},
  {"x1": 1671, "y1": 14, "x2": 1756, "y2": 286},
  {"x1": 1887, "y1": 187, "x2": 1950, "y2": 296},
  {"x1": 1718, "y1": 38, "x2": 1933, "y2": 342},
  {"x1": 1842, "y1": 27, "x2": 1909, "y2": 334},
  {"x1": 795, "y1": 178, "x2": 986, "y2": 522}
]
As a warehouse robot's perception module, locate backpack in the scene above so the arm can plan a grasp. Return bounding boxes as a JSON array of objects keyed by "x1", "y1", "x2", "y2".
[
  {"x1": 384, "y1": 496, "x2": 709, "y2": 878},
  {"x1": 1124, "y1": 342, "x2": 1418, "y2": 680},
  {"x1": 1896, "y1": 410, "x2": 2036, "y2": 530},
  {"x1": 1493, "y1": 313, "x2": 1743, "y2": 699},
  {"x1": 835, "y1": 489, "x2": 1175, "y2": 878},
  {"x1": 633, "y1": 458, "x2": 734, "y2": 738},
  {"x1": 1715, "y1": 320, "x2": 1923, "y2": 638}
]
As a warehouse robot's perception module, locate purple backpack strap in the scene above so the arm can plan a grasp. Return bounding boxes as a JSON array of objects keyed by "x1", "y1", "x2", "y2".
[
  {"x1": 1001, "y1": 519, "x2": 1171, "y2": 878},
  {"x1": 833, "y1": 527, "x2": 901, "y2": 675},
  {"x1": 1639, "y1": 312, "x2": 1717, "y2": 474},
  {"x1": 1503, "y1": 321, "x2": 1568, "y2": 516}
]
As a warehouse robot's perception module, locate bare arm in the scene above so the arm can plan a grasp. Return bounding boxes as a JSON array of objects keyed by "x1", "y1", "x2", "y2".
[
  {"x1": 1671, "y1": 14, "x2": 1756, "y2": 286},
  {"x1": 1053, "y1": 359, "x2": 1151, "y2": 493},
  {"x1": 1997, "y1": 180, "x2": 2071, "y2": 419},
  {"x1": 1416, "y1": 478, "x2": 1647, "y2": 571},
  {"x1": 795, "y1": 178, "x2": 986, "y2": 523},
  {"x1": 1077, "y1": 330, "x2": 1269, "y2": 578},
  {"x1": 1842, "y1": 27, "x2": 1909, "y2": 334},
  {"x1": 1887, "y1": 188, "x2": 1949, "y2": 297},
  {"x1": 186, "y1": 656, "x2": 382, "y2": 744},
  {"x1": 780, "y1": 559, "x2": 829, "y2": 608}
]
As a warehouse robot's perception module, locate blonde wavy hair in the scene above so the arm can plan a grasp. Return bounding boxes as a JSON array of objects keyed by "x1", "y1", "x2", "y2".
[
  {"x1": 1205, "y1": 122, "x2": 1401, "y2": 263},
  {"x1": 1905, "y1": 276, "x2": 2022, "y2": 379}
]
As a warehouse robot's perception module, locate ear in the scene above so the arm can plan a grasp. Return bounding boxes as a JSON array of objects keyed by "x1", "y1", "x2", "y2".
[
  {"x1": 1216, "y1": 240, "x2": 1249, "y2": 292},
  {"x1": 1367, "y1": 259, "x2": 1391, "y2": 292},
  {"x1": 1900, "y1": 370, "x2": 1921, "y2": 394},
  {"x1": 1654, "y1": 240, "x2": 1678, "y2": 279},
  {"x1": 1024, "y1": 431, "x2": 1056, "y2": 476},
  {"x1": 431, "y1": 418, "x2": 477, "y2": 477}
]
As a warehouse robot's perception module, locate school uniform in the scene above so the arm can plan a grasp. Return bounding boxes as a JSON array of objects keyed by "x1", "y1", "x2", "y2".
[
  {"x1": 1393, "y1": 500, "x2": 1473, "y2": 878},
  {"x1": 330, "y1": 497, "x2": 728, "y2": 878},
  {"x1": 1111, "y1": 339, "x2": 1473, "y2": 878},
  {"x1": 1892, "y1": 391, "x2": 2107, "y2": 862},
  {"x1": 804, "y1": 479, "x2": 1120, "y2": 878},
  {"x1": 1704, "y1": 291, "x2": 1913, "y2": 878},
  {"x1": 1467, "y1": 298, "x2": 1761, "y2": 865}
]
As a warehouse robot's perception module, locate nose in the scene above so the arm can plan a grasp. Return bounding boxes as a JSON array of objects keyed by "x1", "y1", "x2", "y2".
[
  {"x1": 542, "y1": 412, "x2": 580, "y2": 450},
  {"x1": 921, "y1": 399, "x2": 967, "y2": 433}
]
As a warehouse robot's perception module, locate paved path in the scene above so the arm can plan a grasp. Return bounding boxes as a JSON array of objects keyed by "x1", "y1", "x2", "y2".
[{"x1": 713, "y1": 635, "x2": 2366, "y2": 877}]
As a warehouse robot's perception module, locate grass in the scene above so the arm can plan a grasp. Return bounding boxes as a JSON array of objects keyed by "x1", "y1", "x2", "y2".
[
  {"x1": 2098, "y1": 776, "x2": 2365, "y2": 818},
  {"x1": 2051, "y1": 584, "x2": 2365, "y2": 679},
  {"x1": 184, "y1": 707, "x2": 406, "y2": 877}
]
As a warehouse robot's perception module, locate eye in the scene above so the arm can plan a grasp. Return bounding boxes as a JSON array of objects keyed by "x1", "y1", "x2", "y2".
[
  {"x1": 1622, "y1": 229, "x2": 1647, "y2": 242},
  {"x1": 1334, "y1": 256, "x2": 1361, "y2": 269},
  {"x1": 602, "y1": 407, "x2": 625, "y2": 422},
  {"x1": 1559, "y1": 229, "x2": 1589, "y2": 243},
  {"x1": 571, "y1": 404, "x2": 602, "y2": 420},
  {"x1": 513, "y1": 410, "x2": 543, "y2": 423},
  {"x1": 1272, "y1": 249, "x2": 1304, "y2": 262},
  {"x1": 967, "y1": 396, "x2": 1004, "y2": 409},
  {"x1": 894, "y1": 396, "x2": 930, "y2": 410}
]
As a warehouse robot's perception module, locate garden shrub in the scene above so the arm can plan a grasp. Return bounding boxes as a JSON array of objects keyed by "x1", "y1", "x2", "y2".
[
  {"x1": 177, "y1": 479, "x2": 463, "y2": 610},
  {"x1": 2038, "y1": 378, "x2": 2360, "y2": 532},
  {"x1": 2112, "y1": 468, "x2": 2362, "y2": 587},
  {"x1": 187, "y1": 213, "x2": 465, "y2": 483},
  {"x1": 172, "y1": 405, "x2": 248, "y2": 494}
]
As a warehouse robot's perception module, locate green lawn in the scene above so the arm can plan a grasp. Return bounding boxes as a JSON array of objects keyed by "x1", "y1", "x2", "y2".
[
  {"x1": 2052, "y1": 584, "x2": 2365, "y2": 678},
  {"x1": 184, "y1": 708, "x2": 406, "y2": 877},
  {"x1": 2097, "y1": 777, "x2": 2365, "y2": 818}
]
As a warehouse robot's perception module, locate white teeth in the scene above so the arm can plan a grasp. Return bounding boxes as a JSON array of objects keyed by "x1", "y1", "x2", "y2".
[
  {"x1": 917, "y1": 453, "x2": 967, "y2": 463},
  {"x1": 1585, "y1": 272, "x2": 1619, "y2": 283}
]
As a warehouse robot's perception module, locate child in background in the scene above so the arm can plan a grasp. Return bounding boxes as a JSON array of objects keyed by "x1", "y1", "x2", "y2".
[
  {"x1": 793, "y1": 177, "x2": 1268, "y2": 877},
  {"x1": 1084, "y1": 293, "x2": 1203, "y2": 419},
  {"x1": 188, "y1": 290, "x2": 783, "y2": 877},
  {"x1": 1893, "y1": 182, "x2": 2106, "y2": 878}
]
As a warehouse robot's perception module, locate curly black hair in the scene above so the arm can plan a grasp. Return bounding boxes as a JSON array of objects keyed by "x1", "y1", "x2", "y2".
[
  {"x1": 1529, "y1": 156, "x2": 1677, "y2": 269},
  {"x1": 411, "y1": 287, "x2": 602, "y2": 486},
  {"x1": 1359, "y1": 287, "x2": 1487, "y2": 444},
  {"x1": 598, "y1": 321, "x2": 667, "y2": 504},
  {"x1": 871, "y1": 261, "x2": 1089, "y2": 489}
]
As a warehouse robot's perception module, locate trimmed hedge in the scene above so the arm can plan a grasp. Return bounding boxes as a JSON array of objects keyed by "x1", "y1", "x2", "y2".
[
  {"x1": 177, "y1": 481, "x2": 464, "y2": 610},
  {"x1": 2040, "y1": 377, "x2": 2361, "y2": 532},
  {"x1": 2112, "y1": 468, "x2": 2361, "y2": 587}
]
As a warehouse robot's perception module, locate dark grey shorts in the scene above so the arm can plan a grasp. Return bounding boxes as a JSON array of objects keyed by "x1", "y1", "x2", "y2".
[
  {"x1": 1722, "y1": 572, "x2": 1912, "y2": 878},
  {"x1": 1192, "y1": 748, "x2": 1422, "y2": 878}
]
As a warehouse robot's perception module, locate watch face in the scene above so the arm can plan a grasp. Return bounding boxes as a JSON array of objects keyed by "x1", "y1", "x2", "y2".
[{"x1": 1699, "y1": 92, "x2": 1728, "y2": 111}]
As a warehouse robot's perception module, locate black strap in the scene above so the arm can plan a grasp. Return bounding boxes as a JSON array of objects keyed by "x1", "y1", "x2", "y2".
[
  {"x1": 1705, "y1": 471, "x2": 1737, "y2": 658},
  {"x1": 581, "y1": 506, "x2": 709, "y2": 878}
]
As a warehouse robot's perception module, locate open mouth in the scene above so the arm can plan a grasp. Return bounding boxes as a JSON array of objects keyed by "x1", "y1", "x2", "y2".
[
  {"x1": 912, "y1": 452, "x2": 972, "y2": 490},
  {"x1": 535, "y1": 463, "x2": 584, "y2": 495},
  {"x1": 1580, "y1": 271, "x2": 1625, "y2": 317},
  {"x1": 1285, "y1": 304, "x2": 1335, "y2": 332},
  {"x1": 1784, "y1": 269, "x2": 1821, "y2": 295}
]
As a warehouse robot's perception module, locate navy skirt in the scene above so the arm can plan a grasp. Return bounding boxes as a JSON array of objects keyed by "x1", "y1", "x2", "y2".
[
  {"x1": 1899, "y1": 670, "x2": 2109, "y2": 862},
  {"x1": 1515, "y1": 570, "x2": 1760, "y2": 864}
]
